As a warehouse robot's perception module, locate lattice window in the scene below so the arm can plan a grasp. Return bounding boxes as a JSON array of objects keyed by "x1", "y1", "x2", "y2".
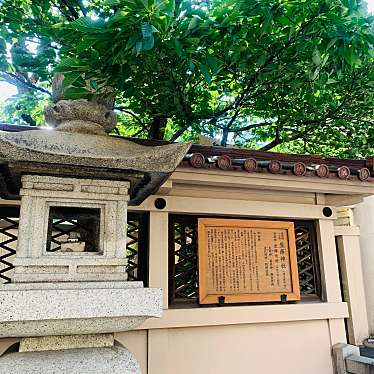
[
  {"x1": 170, "y1": 220, "x2": 198, "y2": 300},
  {"x1": 0, "y1": 206, "x2": 149, "y2": 284},
  {"x1": 0, "y1": 206, "x2": 20, "y2": 283},
  {"x1": 169, "y1": 215, "x2": 321, "y2": 304},
  {"x1": 295, "y1": 222, "x2": 321, "y2": 296},
  {"x1": 46, "y1": 207, "x2": 101, "y2": 253},
  {"x1": 126, "y1": 213, "x2": 149, "y2": 283}
]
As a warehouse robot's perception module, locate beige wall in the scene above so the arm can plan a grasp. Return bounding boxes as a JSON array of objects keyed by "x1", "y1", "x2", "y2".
[
  {"x1": 165, "y1": 321, "x2": 333, "y2": 374},
  {"x1": 335, "y1": 226, "x2": 368, "y2": 345},
  {"x1": 116, "y1": 330, "x2": 148, "y2": 373},
  {"x1": 116, "y1": 320, "x2": 336, "y2": 374},
  {"x1": 354, "y1": 196, "x2": 374, "y2": 334}
]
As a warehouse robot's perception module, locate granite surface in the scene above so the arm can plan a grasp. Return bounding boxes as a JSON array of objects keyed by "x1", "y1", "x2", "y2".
[
  {"x1": 0, "y1": 343, "x2": 141, "y2": 373},
  {"x1": 4, "y1": 281, "x2": 144, "y2": 290},
  {"x1": 0, "y1": 129, "x2": 191, "y2": 174},
  {"x1": 44, "y1": 99, "x2": 117, "y2": 134},
  {"x1": 13, "y1": 175, "x2": 130, "y2": 283},
  {"x1": 19, "y1": 334, "x2": 114, "y2": 352},
  {"x1": 0, "y1": 284, "x2": 162, "y2": 337}
]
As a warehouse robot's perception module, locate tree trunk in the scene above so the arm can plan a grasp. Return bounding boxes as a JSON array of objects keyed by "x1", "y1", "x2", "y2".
[
  {"x1": 149, "y1": 117, "x2": 167, "y2": 140},
  {"x1": 221, "y1": 127, "x2": 229, "y2": 146}
]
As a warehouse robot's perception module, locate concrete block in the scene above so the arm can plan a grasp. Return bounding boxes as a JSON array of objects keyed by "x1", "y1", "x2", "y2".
[{"x1": 333, "y1": 343, "x2": 360, "y2": 374}]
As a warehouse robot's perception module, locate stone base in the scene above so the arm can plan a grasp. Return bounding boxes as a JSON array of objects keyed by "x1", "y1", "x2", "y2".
[
  {"x1": 19, "y1": 334, "x2": 114, "y2": 352},
  {"x1": 0, "y1": 343, "x2": 141, "y2": 374},
  {"x1": 0, "y1": 282, "x2": 162, "y2": 337}
]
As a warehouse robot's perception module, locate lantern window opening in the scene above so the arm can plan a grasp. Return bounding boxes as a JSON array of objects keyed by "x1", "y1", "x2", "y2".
[{"x1": 46, "y1": 206, "x2": 102, "y2": 255}]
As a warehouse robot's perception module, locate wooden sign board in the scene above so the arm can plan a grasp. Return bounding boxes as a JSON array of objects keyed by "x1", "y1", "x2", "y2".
[{"x1": 198, "y1": 218, "x2": 300, "y2": 304}]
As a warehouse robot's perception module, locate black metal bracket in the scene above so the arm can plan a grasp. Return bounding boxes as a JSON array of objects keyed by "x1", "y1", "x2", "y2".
[
  {"x1": 280, "y1": 294, "x2": 287, "y2": 303},
  {"x1": 218, "y1": 296, "x2": 225, "y2": 306}
]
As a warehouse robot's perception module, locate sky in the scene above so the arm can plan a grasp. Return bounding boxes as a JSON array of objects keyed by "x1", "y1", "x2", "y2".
[{"x1": 0, "y1": 0, "x2": 373, "y2": 104}]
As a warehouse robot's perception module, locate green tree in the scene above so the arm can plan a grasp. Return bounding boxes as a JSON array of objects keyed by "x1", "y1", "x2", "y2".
[{"x1": 0, "y1": 0, "x2": 373, "y2": 158}]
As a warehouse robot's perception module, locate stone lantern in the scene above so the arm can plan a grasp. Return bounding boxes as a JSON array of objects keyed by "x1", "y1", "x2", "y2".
[{"x1": 0, "y1": 99, "x2": 190, "y2": 373}]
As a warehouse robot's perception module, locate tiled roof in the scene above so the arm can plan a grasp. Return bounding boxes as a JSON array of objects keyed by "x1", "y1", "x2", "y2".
[
  {"x1": 125, "y1": 136, "x2": 373, "y2": 183},
  {"x1": 1, "y1": 123, "x2": 372, "y2": 183},
  {"x1": 180, "y1": 146, "x2": 372, "y2": 182}
]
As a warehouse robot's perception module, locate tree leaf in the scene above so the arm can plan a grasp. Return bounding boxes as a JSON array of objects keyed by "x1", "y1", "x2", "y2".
[
  {"x1": 111, "y1": 10, "x2": 130, "y2": 23},
  {"x1": 136, "y1": 41, "x2": 143, "y2": 55},
  {"x1": 90, "y1": 79, "x2": 98, "y2": 90},
  {"x1": 173, "y1": 39, "x2": 182, "y2": 57},
  {"x1": 343, "y1": 45, "x2": 359, "y2": 66},
  {"x1": 61, "y1": 72, "x2": 81, "y2": 87},
  {"x1": 77, "y1": 38, "x2": 96, "y2": 53},
  {"x1": 312, "y1": 48, "x2": 321, "y2": 66},
  {"x1": 63, "y1": 86, "x2": 91, "y2": 99},
  {"x1": 141, "y1": 23, "x2": 153, "y2": 38},
  {"x1": 103, "y1": 0, "x2": 121, "y2": 5},
  {"x1": 55, "y1": 58, "x2": 88, "y2": 72},
  {"x1": 188, "y1": 17, "x2": 200, "y2": 30},
  {"x1": 69, "y1": 17, "x2": 106, "y2": 31},
  {"x1": 156, "y1": 0, "x2": 175, "y2": 17},
  {"x1": 206, "y1": 55, "x2": 220, "y2": 73},
  {"x1": 142, "y1": 35, "x2": 154, "y2": 50},
  {"x1": 199, "y1": 63, "x2": 211, "y2": 84}
]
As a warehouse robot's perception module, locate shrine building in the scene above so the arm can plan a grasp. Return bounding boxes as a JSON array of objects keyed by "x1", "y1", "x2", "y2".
[{"x1": 0, "y1": 123, "x2": 373, "y2": 374}]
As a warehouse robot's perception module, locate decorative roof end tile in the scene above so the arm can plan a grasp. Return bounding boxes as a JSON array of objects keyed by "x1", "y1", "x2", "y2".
[
  {"x1": 268, "y1": 160, "x2": 282, "y2": 174},
  {"x1": 316, "y1": 164, "x2": 329, "y2": 178},
  {"x1": 337, "y1": 166, "x2": 351, "y2": 180},
  {"x1": 216, "y1": 155, "x2": 232, "y2": 170},
  {"x1": 243, "y1": 158, "x2": 257, "y2": 172},
  {"x1": 293, "y1": 162, "x2": 307, "y2": 177}
]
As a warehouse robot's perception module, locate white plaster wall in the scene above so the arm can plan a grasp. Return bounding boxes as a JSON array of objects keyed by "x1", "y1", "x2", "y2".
[{"x1": 354, "y1": 196, "x2": 374, "y2": 334}]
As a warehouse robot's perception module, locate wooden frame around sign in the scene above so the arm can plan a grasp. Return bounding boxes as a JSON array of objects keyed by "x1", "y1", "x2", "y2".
[{"x1": 198, "y1": 218, "x2": 300, "y2": 304}]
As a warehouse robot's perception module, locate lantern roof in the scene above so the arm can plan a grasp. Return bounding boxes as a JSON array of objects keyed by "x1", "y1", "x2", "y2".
[{"x1": 0, "y1": 122, "x2": 190, "y2": 205}]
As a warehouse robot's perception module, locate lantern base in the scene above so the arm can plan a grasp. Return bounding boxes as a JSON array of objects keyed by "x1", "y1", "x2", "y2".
[
  {"x1": 0, "y1": 281, "x2": 162, "y2": 338},
  {"x1": 0, "y1": 342, "x2": 141, "y2": 374}
]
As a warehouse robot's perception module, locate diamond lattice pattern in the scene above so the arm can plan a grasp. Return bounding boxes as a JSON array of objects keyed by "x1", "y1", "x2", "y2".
[
  {"x1": 0, "y1": 208, "x2": 148, "y2": 283},
  {"x1": 170, "y1": 217, "x2": 320, "y2": 301},
  {"x1": 0, "y1": 208, "x2": 19, "y2": 283}
]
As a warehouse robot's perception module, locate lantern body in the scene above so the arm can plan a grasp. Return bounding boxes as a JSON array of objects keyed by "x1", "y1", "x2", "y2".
[{"x1": 13, "y1": 175, "x2": 130, "y2": 283}]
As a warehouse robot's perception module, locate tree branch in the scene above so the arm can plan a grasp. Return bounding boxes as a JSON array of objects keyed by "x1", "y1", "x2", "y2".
[
  {"x1": 169, "y1": 120, "x2": 190, "y2": 142},
  {"x1": 60, "y1": 0, "x2": 80, "y2": 19},
  {"x1": 51, "y1": 0, "x2": 75, "y2": 21},
  {"x1": 203, "y1": 9, "x2": 325, "y2": 121},
  {"x1": 227, "y1": 121, "x2": 271, "y2": 133},
  {"x1": 220, "y1": 108, "x2": 242, "y2": 145},
  {"x1": 114, "y1": 107, "x2": 144, "y2": 127},
  {"x1": 131, "y1": 124, "x2": 150, "y2": 138},
  {"x1": 260, "y1": 130, "x2": 302, "y2": 151},
  {"x1": 260, "y1": 139, "x2": 281, "y2": 151},
  {"x1": 0, "y1": 72, "x2": 52, "y2": 96},
  {"x1": 74, "y1": 0, "x2": 87, "y2": 16}
]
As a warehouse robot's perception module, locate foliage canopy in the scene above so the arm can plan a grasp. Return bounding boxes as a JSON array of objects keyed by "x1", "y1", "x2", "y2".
[{"x1": 0, "y1": 0, "x2": 373, "y2": 157}]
